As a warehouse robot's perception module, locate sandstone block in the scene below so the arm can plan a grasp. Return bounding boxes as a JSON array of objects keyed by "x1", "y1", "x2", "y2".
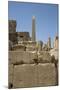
[
  {"x1": 38, "y1": 51, "x2": 51, "y2": 63},
  {"x1": 13, "y1": 63, "x2": 57, "y2": 88},
  {"x1": 13, "y1": 64, "x2": 37, "y2": 88},
  {"x1": 37, "y1": 63, "x2": 57, "y2": 86},
  {"x1": 9, "y1": 51, "x2": 38, "y2": 64}
]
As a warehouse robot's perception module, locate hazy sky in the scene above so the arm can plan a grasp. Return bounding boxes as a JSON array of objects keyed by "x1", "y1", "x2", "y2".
[{"x1": 8, "y1": 1, "x2": 58, "y2": 46}]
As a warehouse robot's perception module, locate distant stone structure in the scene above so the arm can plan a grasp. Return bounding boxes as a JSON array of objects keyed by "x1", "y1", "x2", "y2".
[
  {"x1": 8, "y1": 16, "x2": 58, "y2": 89},
  {"x1": 17, "y1": 32, "x2": 31, "y2": 43},
  {"x1": 50, "y1": 34, "x2": 59, "y2": 60},
  {"x1": 37, "y1": 41, "x2": 43, "y2": 51},
  {"x1": 32, "y1": 16, "x2": 36, "y2": 41},
  {"x1": 9, "y1": 20, "x2": 17, "y2": 45},
  {"x1": 43, "y1": 44, "x2": 48, "y2": 51},
  {"x1": 54, "y1": 34, "x2": 58, "y2": 49},
  {"x1": 47, "y1": 37, "x2": 51, "y2": 50},
  {"x1": 9, "y1": 20, "x2": 16, "y2": 33}
]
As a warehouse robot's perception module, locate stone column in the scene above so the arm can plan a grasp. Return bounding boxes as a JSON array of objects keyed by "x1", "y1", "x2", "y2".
[
  {"x1": 54, "y1": 36, "x2": 58, "y2": 49},
  {"x1": 32, "y1": 16, "x2": 36, "y2": 41},
  {"x1": 47, "y1": 37, "x2": 51, "y2": 50},
  {"x1": 38, "y1": 41, "x2": 43, "y2": 51}
]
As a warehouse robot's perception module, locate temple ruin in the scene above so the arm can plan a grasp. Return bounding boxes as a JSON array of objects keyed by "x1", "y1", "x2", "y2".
[{"x1": 8, "y1": 16, "x2": 58, "y2": 88}]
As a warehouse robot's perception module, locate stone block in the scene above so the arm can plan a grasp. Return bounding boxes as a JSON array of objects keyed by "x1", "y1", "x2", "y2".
[
  {"x1": 23, "y1": 51, "x2": 37, "y2": 64},
  {"x1": 9, "y1": 51, "x2": 25, "y2": 64},
  {"x1": 13, "y1": 64, "x2": 37, "y2": 88},
  {"x1": 38, "y1": 51, "x2": 51, "y2": 63},
  {"x1": 9, "y1": 51, "x2": 38, "y2": 64},
  {"x1": 37, "y1": 63, "x2": 57, "y2": 86},
  {"x1": 12, "y1": 63, "x2": 57, "y2": 88},
  {"x1": 26, "y1": 46, "x2": 37, "y2": 51}
]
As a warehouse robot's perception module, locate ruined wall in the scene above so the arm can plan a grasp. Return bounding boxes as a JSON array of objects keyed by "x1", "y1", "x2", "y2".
[
  {"x1": 9, "y1": 20, "x2": 17, "y2": 45},
  {"x1": 17, "y1": 32, "x2": 31, "y2": 42},
  {"x1": 8, "y1": 51, "x2": 58, "y2": 88},
  {"x1": 54, "y1": 36, "x2": 59, "y2": 49},
  {"x1": 13, "y1": 63, "x2": 57, "y2": 88}
]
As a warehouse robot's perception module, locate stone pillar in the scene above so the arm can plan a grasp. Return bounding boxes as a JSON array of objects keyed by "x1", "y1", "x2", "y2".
[
  {"x1": 32, "y1": 16, "x2": 36, "y2": 41},
  {"x1": 54, "y1": 35, "x2": 58, "y2": 49},
  {"x1": 47, "y1": 37, "x2": 51, "y2": 50},
  {"x1": 38, "y1": 41, "x2": 43, "y2": 51}
]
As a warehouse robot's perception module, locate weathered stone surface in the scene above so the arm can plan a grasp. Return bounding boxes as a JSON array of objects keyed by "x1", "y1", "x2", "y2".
[
  {"x1": 9, "y1": 40, "x2": 13, "y2": 50},
  {"x1": 9, "y1": 51, "x2": 37, "y2": 64},
  {"x1": 13, "y1": 63, "x2": 57, "y2": 88},
  {"x1": 9, "y1": 33, "x2": 17, "y2": 45},
  {"x1": 37, "y1": 63, "x2": 57, "y2": 86},
  {"x1": 12, "y1": 44, "x2": 26, "y2": 51},
  {"x1": 13, "y1": 64, "x2": 37, "y2": 88},
  {"x1": 8, "y1": 64, "x2": 14, "y2": 88},
  {"x1": 9, "y1": 50, "x2": 53, "y2": 64},
  {"x1": 9, "y1": 20, "x2": 16, "y2": 33},
  {"x1": 26, "y1": 46, "x2": 37, "y2": 51},
  {"x1": 17, "y1": 32, "x2": 31, "y2": 41},
  {"x1": 9, "y1": 20, "x2": 18, "y2": 45},
  {"x1": 8, "y1": 18, "x2": 58, "y2": 89},
  {"x1": 38, "y1": 51, "x2": 51, "y2": 63},
  {"x1": 50, "y1": 48, "x2": 59, "y2": 60},
  {"x1": 23, "y1": 51, "x2": 38, "y2": 64}
]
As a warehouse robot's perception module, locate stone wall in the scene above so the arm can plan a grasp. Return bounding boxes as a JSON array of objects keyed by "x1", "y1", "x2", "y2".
[
  {"x1": 13, "y1": 63, "x2": 57, "y2": 88},
  {"x1": 9, "y1": 51, "x2": 37, "y2": 64},
  {"x1": 17, "y1": 32, "x2": 31, "y2": 42},
  {"x1": 9, "y1": 20, "x2": 16, "y2": 33},
  {"x1": 9, "y1": 33, "x2": 17, "y2": 45},
  {"x1": 8, "y1": 51, "x2": 58, "y2": 88},
  {"x1": 9, "y1": 20, "x2": 17, "y2": 45}
]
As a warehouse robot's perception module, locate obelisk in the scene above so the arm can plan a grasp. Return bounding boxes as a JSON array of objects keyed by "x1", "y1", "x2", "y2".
[{"x1": 32, "y1": 16, "x2": 36, "y2": 41}]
